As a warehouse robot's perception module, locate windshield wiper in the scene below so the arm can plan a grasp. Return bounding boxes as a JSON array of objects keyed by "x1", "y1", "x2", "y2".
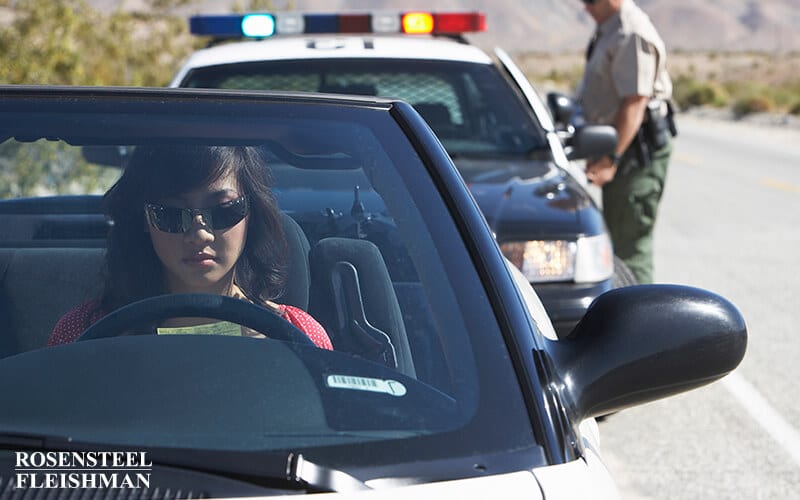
[
  {"x1": 0, "y1": 432, "x2": 369, "y2": 494},
  {"x1": 288, "y1": 453, "x2": 371, "y2": 493},
  {"x1": 0, "y1": 431, "x2": 75, "y2": 450},
  {"x1": 448, "y1": 147, "x2": 551, "y2": 161}
]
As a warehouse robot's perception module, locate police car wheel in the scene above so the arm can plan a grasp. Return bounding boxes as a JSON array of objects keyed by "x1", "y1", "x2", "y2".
[{"x1": 612, "y1": 256, "x2": 638, "y2": 288}]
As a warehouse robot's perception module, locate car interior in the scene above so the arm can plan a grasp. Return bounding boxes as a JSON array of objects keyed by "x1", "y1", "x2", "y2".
[
  {"x1": 0, "y1": 125, "x2": 444, "y2": 393},
  {"x1": 0, "y1": 92, "x2": 496, "y2": 406},
  {"x1": 180, "y1": 59, "x2": 545, "y2": 155},
  {"x1": 0, "y1": 206, "x2": 418, "y2": 373}
]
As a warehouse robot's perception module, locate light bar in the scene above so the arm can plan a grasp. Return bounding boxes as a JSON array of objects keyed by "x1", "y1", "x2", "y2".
[
  {"x1": 402, "y1": 13, "x2": 434, "y2": 34},
  {"x1": 372, "y1": 12, "x2": 401, "y2": 33},
  {"x1": 189, "y1": 12, "x2": 486, "y2": 39},
  {"x1": 433, "y1": 13, "x2": 487, "y2": 34},
  {"x1": 241, "y1": 14, "x2": 275, "y2": 37}
]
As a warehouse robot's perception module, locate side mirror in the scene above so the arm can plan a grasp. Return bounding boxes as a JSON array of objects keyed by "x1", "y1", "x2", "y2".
[
  {"x1": 547, "y1": 92, "x2": 576, "y2": 130},
  {"x1": 545, "y1": 285, "x2": 747, "y2": 422},
  {"x1": 567, "y1": 125, "x2": 617, "y2": 161}
]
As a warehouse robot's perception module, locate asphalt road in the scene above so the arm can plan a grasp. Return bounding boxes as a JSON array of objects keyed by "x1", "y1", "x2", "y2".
[{"x1": 597, "y1": 114, "x2": 800, "y2": 499}]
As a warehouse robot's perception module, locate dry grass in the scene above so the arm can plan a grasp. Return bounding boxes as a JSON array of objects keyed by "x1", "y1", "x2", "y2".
[
  {"x1": 515, "y1": 51, "x2": 800, "y2": 116},
  {"x1": 668, "y1": 51, "x2": 800, "y2": 86}
]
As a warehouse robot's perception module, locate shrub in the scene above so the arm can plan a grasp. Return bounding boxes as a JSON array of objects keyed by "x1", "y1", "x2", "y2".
[
  {"x1": 732, "y1": 96, "x2": 774, "y2": 117},
  {"x1": 0, "y1": 0, "x2": 196, "y2": 86},
  {"x1": 672, "y1": 75, "x2": 729, "y2": 110},
  {"x1": 0, "y1": 0, "x2": 280, "y2": 196}
]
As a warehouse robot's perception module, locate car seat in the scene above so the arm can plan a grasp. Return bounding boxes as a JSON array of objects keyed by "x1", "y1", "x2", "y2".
[
  {"x1": 318, "y1": 83, "x2": 378, "y2": 97},
  {"x1": 0, "y1": 213, "x2": 415, "y2": 378},
  {"x1": 308, "y1": 237, "x2": 415, "y2": 377},
  {"x1": 413, "y1": 102, "x2": 456, "y2": 137},
  {"x1": 0, "y1": 213, "x2": 310, "y2": 358},
  {"x1": 0, "y1": 247, "x2": 105, "y2": 357},
  {"x1": 277, "y1": 214, "x2": 311, "y2": 310}
]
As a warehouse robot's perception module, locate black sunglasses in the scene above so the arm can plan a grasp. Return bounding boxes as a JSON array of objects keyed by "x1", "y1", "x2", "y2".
[
  {"x1": 145, "y1": 196, "x2": 249, "y2": 233},
  {"x1": 582, "y1": 0, "x2": 597, "y2": 4}
]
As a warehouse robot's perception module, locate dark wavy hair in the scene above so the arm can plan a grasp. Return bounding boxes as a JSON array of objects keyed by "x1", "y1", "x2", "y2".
[{"x1": 98, "y1": 145, "x2": 287, "y2": 312}]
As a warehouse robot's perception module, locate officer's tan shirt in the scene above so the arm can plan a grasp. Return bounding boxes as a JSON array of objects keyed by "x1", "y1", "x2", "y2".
[{"x1": 577, "y1": 0, "x2": 672, "y2": 125}]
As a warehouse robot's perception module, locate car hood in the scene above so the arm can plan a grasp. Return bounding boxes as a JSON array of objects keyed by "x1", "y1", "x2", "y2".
[
  {"x1": 248, "y1": 462, "x2": 615, "y2": 498},
  {"x1": 455, "y1": 158, "x2": 594, "y2": 239},
  {"x1": 365, "y1": 471, "x2": 545, "y2": 498}
]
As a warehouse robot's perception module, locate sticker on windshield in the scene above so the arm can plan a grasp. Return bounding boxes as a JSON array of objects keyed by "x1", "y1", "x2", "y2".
[{"x1": 326, "y1": 375, "x2": 407, "y2": 397}]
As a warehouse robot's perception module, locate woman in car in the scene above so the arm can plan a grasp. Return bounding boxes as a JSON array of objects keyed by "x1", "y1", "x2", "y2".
[{"x1": 48, "y1": 145, "x2": 332, "y2": 349}]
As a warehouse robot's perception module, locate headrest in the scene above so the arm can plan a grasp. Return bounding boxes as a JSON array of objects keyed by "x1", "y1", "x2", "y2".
[
  {"x1": 278, "y1": 213, "x2": 311, "y2": 310},
  {"x1": 319, "y1": 83, "x2": 378, "y2": 96},
  {"x1": 414, "y1": 102, "x2": 453, "y2": 127}
]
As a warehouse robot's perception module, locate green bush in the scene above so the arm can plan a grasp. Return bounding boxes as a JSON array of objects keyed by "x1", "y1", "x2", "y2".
[
  {"x1": 672, "y1": 75, "x2": 729, "y2": 110},
  {"x1": 0, "y1": 0, "x2": 279, "y2": 196},
  {"x1": 0, "y1": 140, "x2": 119, "y2": 198},
  {"x1": 770, "y1": 82, "x2": 800, "y2": 109},
  {"x1": 543, "y1": 66, "x2": 584, "y2": 89},
  {"x1": 0, "y1": 0, "x2": 201, "y2": 86},
  {"x1": 732, "y1": 96, "x2": 774, "y2": 117}
]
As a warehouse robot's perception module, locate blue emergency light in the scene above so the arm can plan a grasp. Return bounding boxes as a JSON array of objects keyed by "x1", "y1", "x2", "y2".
[
  {"x1": 189, "y1": 12, "x2": 486, "y2": 39},
  {"x1": 241, "y1": 14, "x2": 276, "y2": 37}
]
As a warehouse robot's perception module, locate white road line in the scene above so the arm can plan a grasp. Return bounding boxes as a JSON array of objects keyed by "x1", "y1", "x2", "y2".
[{"x1": 722, "y1": 372, "x2": 800, "y2": 468}]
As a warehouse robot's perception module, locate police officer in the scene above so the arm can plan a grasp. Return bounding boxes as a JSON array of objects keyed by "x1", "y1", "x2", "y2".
[{"x1": 577, "y1": 0, "x2": 675, "y2": 284}]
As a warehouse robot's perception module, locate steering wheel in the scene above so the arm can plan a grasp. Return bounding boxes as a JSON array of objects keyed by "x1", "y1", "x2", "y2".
[{"x1": 76, "y1": 293, "x2": 314, "y2": 346}]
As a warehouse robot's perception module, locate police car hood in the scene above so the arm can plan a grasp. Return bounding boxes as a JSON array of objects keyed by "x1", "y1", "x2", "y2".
[{"x1": 455, "y1": 158, "x2": 592, "y2": 238}]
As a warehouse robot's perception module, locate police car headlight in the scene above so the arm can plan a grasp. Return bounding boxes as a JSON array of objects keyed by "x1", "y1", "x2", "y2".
[
  {"x1": 573, "y1": 233, "x2": 614, "y2": 283},
  {"x1": 500, "y1": 233, "x2": 613, "y2": 283}
]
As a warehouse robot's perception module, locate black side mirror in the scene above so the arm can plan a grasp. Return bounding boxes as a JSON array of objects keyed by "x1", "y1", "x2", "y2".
[
  {"x1": 567, "y1": 125, "x2": 618, "y2": 161},
  {"x1": 545, "y1": 285, "x2": 747, "y2": 422},
  {"x1": 547, "y1": 92, "x2": 576, "y2": 130}
]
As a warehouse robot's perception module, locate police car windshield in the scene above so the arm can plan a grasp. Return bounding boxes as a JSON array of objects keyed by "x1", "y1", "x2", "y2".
[{"x1": 181, "y1": 59, "x2": 547, "y2": 158}]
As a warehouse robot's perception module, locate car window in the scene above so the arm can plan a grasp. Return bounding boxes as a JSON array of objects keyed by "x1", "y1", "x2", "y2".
[
  {"x1": 0, "y1": 91, "x2": 539, "y2": 472},
  {"x1": 182, "y1": 59, "x2": 548, "y2": 157},
  {"x1": 0, "y1": 140, "x2": 122, "y2": 198}
]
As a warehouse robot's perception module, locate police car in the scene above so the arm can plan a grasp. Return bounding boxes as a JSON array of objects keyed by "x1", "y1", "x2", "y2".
[{"x1": 170, "y1": 11, "x2": 626, "y2": 337}]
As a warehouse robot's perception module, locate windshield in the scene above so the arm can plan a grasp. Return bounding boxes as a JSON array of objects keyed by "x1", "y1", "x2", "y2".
[
  {"x1": 0, "y1": 90, "x2": 539, "y2": 480},
  {"x1": 181, "y1": 59, "x2": 548, "y2": 158}
]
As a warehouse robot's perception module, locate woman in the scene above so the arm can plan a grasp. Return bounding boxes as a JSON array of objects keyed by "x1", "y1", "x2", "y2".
[{"x1": 48, "y1": 144, "x2": 332, "y2": 349}]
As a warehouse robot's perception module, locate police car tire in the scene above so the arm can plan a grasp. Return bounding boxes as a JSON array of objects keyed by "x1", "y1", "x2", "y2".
[{"x1": 612, "y1": 256, "x2": 638, "y2": 288}]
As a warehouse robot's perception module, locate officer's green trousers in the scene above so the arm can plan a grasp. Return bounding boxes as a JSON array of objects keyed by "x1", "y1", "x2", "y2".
[{"x1": 602, "y1": 138, "x2": 672, "y2": 284}]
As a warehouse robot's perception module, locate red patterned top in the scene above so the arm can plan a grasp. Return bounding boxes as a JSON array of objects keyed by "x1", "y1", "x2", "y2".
[{"x1": 48, "y1": 300, "x2": 333, "y2": 350}]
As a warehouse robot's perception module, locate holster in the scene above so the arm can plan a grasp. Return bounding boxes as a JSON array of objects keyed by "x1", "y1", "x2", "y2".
[
  {"x1": 642, "y1": 100, "x2": 673, "y2": 150},
  {"x1": 620, "y1": 99, "x2": 677, "y2": 176},
  {"x1": 619, "y1": 129, "x2": 650, "y2": 175}
]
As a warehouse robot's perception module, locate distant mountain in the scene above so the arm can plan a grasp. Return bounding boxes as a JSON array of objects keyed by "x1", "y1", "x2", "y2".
[
  {"x1": 636, "y1": 0, "x2": 798, "y2": 53},
  {"x1": 97, "y1": 0, "x2": 800, "y2": 53}
]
